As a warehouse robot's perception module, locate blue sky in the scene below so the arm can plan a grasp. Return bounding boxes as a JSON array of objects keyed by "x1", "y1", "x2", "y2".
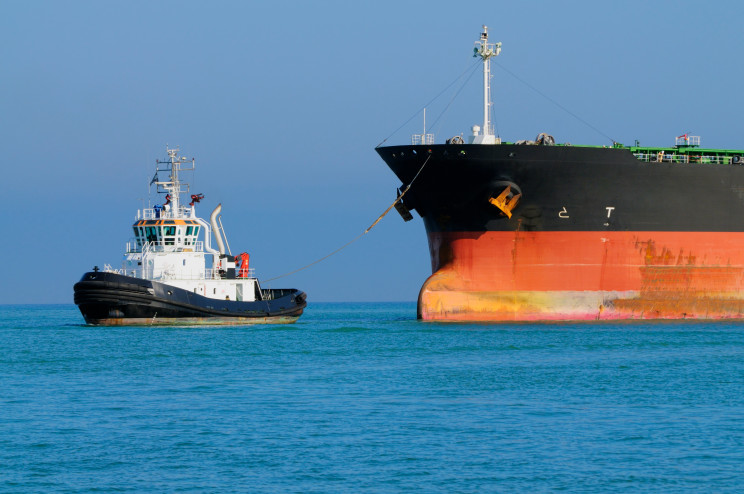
[{"x1": 2, "y1": 0, "x2": 743, "y2": 304}]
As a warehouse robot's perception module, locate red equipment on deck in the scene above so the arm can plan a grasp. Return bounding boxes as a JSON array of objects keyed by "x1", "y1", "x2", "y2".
[{"x1": 236, "y1": 252, "x2": 250, "y2": 278}]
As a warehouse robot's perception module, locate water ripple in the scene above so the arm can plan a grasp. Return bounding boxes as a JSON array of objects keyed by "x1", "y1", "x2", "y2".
[{"x1": 1, "y1": 303, "x2": 743, "y2": 492}]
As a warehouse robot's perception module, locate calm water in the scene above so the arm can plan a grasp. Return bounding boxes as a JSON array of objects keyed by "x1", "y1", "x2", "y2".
[{"x1": 2, "y1": 303, "x2": 743, "y2": 492}]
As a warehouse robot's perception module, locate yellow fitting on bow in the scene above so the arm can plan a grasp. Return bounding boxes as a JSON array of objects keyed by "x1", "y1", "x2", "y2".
[{"x1": 489, "y1": 186, "x2": 521, "y2": 218}]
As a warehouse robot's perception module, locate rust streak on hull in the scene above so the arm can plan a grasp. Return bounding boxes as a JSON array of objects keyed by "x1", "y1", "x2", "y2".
[{"x1": 420, "y1": 231, "x2": 744, "y2": 321}]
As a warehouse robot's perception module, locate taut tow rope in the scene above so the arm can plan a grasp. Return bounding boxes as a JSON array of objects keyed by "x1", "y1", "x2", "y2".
[{"x1": 261, "y1": 154, "x2": 432, "y2": 283}]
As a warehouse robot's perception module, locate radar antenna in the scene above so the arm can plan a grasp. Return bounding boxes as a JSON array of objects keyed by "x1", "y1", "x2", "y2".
[{"x1": 153, "y1": 147, "x2": 196, "y2": 217}]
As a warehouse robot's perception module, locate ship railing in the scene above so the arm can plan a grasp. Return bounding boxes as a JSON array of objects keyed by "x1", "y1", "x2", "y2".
[
  {"x1": 411, "y1": 133, "x2": 435, "y2": 145},
  {"x1": 151, "y1": 269, "x2": 213, "y2": 281},
  {"x1": 633, "y1": 152, "x2": 737, "y2": 165},
  {"x1": 675, "y1": 135, "x2": 701, "y2": 147},
  {"x1": 137, "y1": 206, "x2": 193, "y2": 220},
  {"x1": 129, "y1": 240, "x2": 205, "y2": 254},
  {"x1": 123, "y1": 265, "x2": 256, "y2": 282},
  {"x1": 238, "y1": 268, "x2": 257, "y2": 278},
  {"x1": 203, "y1": 268, "x2": 257, "y2": 279},
  {"x1": 155, "y1": 268, "x2": 256, "y2": 281},
  {"x1": 117, "y1": 268, "x2": 142, "y2": 278},
  {"x1": 261, "y1": 288, "x2": 294, "y2": 301},
  {"x1": 103, "y1": 264, "x2": 126, "y2": 275}
]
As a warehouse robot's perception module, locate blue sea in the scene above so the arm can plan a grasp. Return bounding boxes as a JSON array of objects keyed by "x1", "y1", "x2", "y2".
[{"x1": 2, "y1": 303, "x2": 743, "y2": 492}]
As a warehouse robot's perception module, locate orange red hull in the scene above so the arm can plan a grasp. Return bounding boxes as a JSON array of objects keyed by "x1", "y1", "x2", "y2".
[{"x1": 421, "y1": 231, "x2": 744, "y2": 321}]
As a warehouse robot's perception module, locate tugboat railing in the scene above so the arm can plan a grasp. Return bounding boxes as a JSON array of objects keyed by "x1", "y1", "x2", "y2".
[
  {"x1": 154, "y1": 268, "x2": 258, "y2": 281},
  {"x1": 137, "y1": 207, "x2": 192, "y2": 220},
  {"x1": 116, "y1": 260, "x2": 256, "y2": 281},
  {"x1": 127, "y1": 240, "x2": 204, "y2": 254},
  {"x1": 103, "y1": 264, "x2": 126, "y2": 275},
  {"x1": 108, "y1": 266, "x2": 257, "y2": 281}
]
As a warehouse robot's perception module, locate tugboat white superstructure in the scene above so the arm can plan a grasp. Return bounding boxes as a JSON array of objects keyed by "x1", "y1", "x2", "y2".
[{"x1": 74, "y1": 147, "x2": 306, "y2": 325}]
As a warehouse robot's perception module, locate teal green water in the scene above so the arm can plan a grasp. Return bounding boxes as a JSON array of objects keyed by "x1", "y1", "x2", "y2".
[{"x1": 2, "y1": 303, "x2": 743, "y2": 492}]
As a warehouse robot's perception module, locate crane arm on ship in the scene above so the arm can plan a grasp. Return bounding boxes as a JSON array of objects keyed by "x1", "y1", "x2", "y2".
[{"x1": 236, "y1": 252, "x2": 250, "y2": 278}]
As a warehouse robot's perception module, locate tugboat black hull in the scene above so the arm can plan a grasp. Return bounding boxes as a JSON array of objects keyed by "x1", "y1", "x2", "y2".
[{"x1": 73, "y1": 271, "x2": 306, "y2": 326}]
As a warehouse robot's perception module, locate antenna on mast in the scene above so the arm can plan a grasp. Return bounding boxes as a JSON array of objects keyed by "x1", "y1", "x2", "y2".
[
  {"x1": 470, "y1": 25, "x2": 502, "y2": 145},
  {"x1": 153, "y1": 146, "x2": 196, "y2": 218}
]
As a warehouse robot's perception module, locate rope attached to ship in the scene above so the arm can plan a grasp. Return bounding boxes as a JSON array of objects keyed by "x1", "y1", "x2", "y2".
[{"x1": 261, "y1": 154, "x2": 432, "y2": 284}]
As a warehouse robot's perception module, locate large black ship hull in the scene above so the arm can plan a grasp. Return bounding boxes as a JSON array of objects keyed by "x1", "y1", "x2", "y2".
[
  {"x1": 74, "y1": 271, "x2": 306, "y2": 325},
  {"x1": 378, "y1": 144, "x2": 744, "y2": 233},
  {"x1": 377, "y1": 143, "x2": 744, "y2": 321}
]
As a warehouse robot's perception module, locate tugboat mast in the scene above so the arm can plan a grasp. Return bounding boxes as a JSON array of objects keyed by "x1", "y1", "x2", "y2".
[
  {"x1": 472, "y1": 25, "x2": 502, "y2": 144},
  {"x1": 154, "y1": 147, "x2": 195, "y2": 216}
]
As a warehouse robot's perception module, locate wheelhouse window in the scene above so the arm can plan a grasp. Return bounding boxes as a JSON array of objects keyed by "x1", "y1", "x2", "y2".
[
  {"x1": 145, "y1": 226, "x2": 157, "y2": 243},
  {"x1": 183, "y1": 225, "x2": 200, "y2": 246},
  {"x1": 132, "y1": 226, "x2": 143, "y2": 247},
  {"x1": 163, "y1": 225, "x2": 176, "y2": 245}
]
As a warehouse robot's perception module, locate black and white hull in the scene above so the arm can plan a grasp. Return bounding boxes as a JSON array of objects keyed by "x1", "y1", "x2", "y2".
[
  {"x1": 74, "y1": 271, "x2": 306, "y2": 325},
  {"x1": 73, "y1": 147, "x2": 307, "y2": 326}
]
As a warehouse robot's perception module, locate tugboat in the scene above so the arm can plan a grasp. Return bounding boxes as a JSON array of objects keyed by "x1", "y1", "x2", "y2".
[{"x1": 74, "y1": 147, "x2": 306, "y2": 325}]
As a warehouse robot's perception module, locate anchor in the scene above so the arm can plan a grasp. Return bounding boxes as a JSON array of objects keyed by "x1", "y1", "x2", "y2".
[
  {"x1": 489, "y1": 185, "x2": 521, "y2": 218},
  {"x1": 393, "y1": 187, "x2": 414, "y2": 222}
]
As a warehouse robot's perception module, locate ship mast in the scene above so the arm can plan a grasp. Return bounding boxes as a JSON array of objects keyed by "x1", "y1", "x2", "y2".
[
  {"x1": 154, "y1": 147, "x2": 195, "y2": 217},
  {"x1": 471, "y1": 25, "x2": 502, "y2": 145}
]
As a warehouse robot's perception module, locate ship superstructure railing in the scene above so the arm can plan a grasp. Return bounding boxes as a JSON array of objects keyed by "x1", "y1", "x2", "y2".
[
  {"x1": 127, "y1": 240, "x2": 205, "y2": 254},
  {"x1": 115, "y1": 266, "x2": 257, "y2": 281},
  {"x1": 159, "y1": 268, "x2": 257, "y2": 281},
  {"x1": 137, "y1": 206, "x2": 193, "y2": 220},
  {"x1": 675, "y1": 135, "x2": 701, "y2": 147}
]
